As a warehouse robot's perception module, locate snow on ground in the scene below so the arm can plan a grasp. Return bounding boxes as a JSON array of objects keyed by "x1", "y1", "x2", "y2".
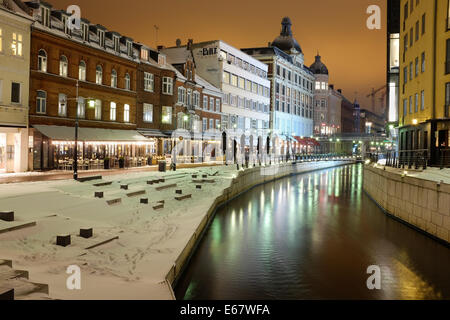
[
  {"x1": 0, "y1": 165, "x2": 237, "y2": 300},
  {"x1": 373, "y1": 163, "x2": 450, "y2": 185}
]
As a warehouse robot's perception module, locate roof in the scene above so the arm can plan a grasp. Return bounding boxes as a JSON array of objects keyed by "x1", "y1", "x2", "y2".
[
  {"x1": 271, "y1": 17, "x2": 302, "y2": 54},
  {"x1": 309, "y1": 54, "x2": 329, "y2": 75}
]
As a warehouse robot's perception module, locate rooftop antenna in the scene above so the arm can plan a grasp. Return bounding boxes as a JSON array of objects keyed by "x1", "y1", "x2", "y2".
[{"x1": 154, "y1": 25, "x2": 159, "y2": 47}]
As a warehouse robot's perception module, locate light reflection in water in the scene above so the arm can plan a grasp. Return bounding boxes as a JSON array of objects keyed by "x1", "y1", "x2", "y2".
[{"x1": 176, "y1": 164, "x2": 450, "y2": 300}]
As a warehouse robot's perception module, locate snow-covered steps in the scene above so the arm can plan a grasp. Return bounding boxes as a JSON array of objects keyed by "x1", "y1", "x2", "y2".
[{"x1": 0, "y1": 261, "x2": 49, "y2": 300}]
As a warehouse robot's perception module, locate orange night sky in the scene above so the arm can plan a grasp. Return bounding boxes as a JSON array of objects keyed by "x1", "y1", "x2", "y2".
[{"x1": 50, "y1": 0, "x2": 387, "y2": 112}]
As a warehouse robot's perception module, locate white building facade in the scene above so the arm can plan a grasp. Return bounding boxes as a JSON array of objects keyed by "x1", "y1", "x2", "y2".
[
  {"x1": 0, "y1": 0, "x2": 32, "y2": 173},
  {"x1": 192, "y1": 40, "x2": 271, "y2": 136}
]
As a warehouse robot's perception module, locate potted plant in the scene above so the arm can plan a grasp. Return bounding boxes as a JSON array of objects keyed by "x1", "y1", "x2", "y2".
[
  {"x1": 104, "y1": 157, "x2": 110, "y2": 170},
  {"x1": 119, "y1": 157, "x2": 125, "y2": 169}
]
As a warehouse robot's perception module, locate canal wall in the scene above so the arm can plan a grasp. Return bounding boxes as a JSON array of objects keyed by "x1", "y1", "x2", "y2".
[
  {"x1": 363, "y1": 165, "x2": 450, "y2": 245},
  {"x1": 165, "y1": 160, "x2": 355, "y2": 295}
]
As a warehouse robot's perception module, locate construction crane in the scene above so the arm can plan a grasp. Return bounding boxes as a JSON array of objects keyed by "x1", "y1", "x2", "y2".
[{"x1": 367, "y1": 85, "x2": 387, "y2": 112}]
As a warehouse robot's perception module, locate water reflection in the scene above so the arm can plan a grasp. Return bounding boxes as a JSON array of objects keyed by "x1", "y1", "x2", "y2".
[{"x1": 176, "y1": 164, "x2": 450, "y2": 300}]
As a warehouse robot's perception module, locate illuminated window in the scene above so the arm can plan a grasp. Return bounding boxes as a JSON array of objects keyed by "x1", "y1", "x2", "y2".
[
  {"x1": 79, "y1": 61, "x2": 86, "y2": 81},
  {"x1": 144, "y1": 72, "x2": 154, "y2": 92},
  {"x1": 38, "y1": 49, "x2": 47, "y2": 72},
  {"x1": 140, "y1": 48, "x2": 148, "y2": 61},
  {"x1": 77, "y1": 97, "x2": 85, "y2": 118},
  {"x1": 12, "y1": 33, "x2": 23, "y2": 56},
  {"x1": 223, "y1": 71, "x2": 230, "y2": 84},
  {"x1": 421, "y1": 90, "x2": 425, "y2": 111},
  {"x1": 143, "y1": 103, "x2": 153, "y2": 123},
  {"x1": 238, "y1": 77, "x2": 245, "y2": 89},
  {"x1": 96, "y1": 65, "x2": 103, "y2": 85},
  {"x1": 59, "y1": 56, "x2": 68, "y2": 77},
  {"x1": 110, "y1": 102, "x2": 116, "y2": 121},
  {"x1": 94, "y1": 99, "x2": 102, "y2": 120},
  {"x1": 111, "y1": 69, "x2": 117, "y2": 88},
  {"x1": 162, "y1": 106, "x2": 172, "y2": 124},
  {"x1": 124, "y1": 104, "x2": 130, "y2": 122},
  {"x1": 125, "y1": 73, "x2": 130, "y2": 90},
  {"x1": 231, "y1": 74, "x2": 238, "y2": 87},
  {"x1": 58, "y1": 93, "x2": 67, "y2": 117}
]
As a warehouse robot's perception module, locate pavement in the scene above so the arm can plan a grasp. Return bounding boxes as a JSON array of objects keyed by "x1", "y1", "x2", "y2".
[
  {"x1": 374, "y1": 162, "x2": 450, "y2": 185},
  {"x1": 0, "y1": 162, "x2": 222, "y2": 184}
]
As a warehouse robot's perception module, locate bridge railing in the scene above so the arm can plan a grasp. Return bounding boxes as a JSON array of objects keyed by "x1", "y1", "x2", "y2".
[{"x1": 382, "y1": 150, "x2": 429, "y2": 170}]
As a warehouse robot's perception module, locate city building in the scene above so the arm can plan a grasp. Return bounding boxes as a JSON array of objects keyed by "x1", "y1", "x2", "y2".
[
  {"x1": 160, "y1": 40, "x2": 223, "y2": 163},
  {"x1": 241, "y1": 17, "x2": 315, "y2": 144},
  {"x1": 398, "y1": 0, "x2": 450, "y2": 165},
  {"x1": 134, "y1": 42, "x2": 177, "y2": 160},
  {"x1": 341, "y1": 93, "x2": 358, "y2": 133},
  {"x1": 359, "y1": 108, "x2": 386, "y2": 134},
  {"x1": 310, "y1": 54, "x2": 343, "y2": 136},
  {"x1": 189, "y1": 40, "x2": 271, "y2": 136},
  {"x1": 25, "y1": 0, "x2": 150, "y2": 171},
  {"x1": 387, "y1": 0, "x2": 400, "y2": 143},
  {"x1": 0, "y1": 0, "x2": 33, "y2": 173}
]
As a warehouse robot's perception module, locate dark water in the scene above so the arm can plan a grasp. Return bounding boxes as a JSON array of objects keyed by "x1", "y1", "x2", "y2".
[{"x1": 175, "y1": 164, "x2": 450, "y2": 300}]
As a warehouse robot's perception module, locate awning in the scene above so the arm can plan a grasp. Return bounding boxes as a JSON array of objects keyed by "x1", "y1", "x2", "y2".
[
  {"x1": 33, "y1": 125, "x2": 149, "y2": 142},
  {"x1": 139, "y1": 129, "x2": 170, "y2": 138}
]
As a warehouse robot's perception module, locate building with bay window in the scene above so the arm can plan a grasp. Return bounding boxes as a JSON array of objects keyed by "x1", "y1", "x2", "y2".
[{"x1": 0, "y1": 0, "x2": 33, "y2": 173}]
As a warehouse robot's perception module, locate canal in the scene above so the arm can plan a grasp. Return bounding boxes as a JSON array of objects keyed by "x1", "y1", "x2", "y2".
[{"x1": 175, "y1": 164, "x2": 450, "y2": 300}]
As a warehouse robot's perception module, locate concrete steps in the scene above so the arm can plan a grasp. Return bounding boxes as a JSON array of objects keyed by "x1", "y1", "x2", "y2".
[{"x1": 0, "y1": 259, "x2": 49, "y2": 300}]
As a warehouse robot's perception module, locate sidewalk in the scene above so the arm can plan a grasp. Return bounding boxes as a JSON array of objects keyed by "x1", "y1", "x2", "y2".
[
  {"x1": 0, "y1": 162, "x2": 222, "y2": 184},
  {"x1": 374, "y1": 162, "x2": 450, "y2": 185}
]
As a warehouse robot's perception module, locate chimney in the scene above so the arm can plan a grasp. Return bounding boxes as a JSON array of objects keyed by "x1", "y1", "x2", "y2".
[
  {"x1": 176, "y1": 39, "x2": 181, "y2": 47},
  {"x1": 268, "y1": 42, "x2": 271, "y2": 47},
  {"x1": 329, "y1": 84, "x2": 334, "y2": 90},
  {"x1": 187, "y1": 39, "x2": 194, "y2": 50},
  {"x1": 337, "y1": 89, "x2": 342, "y2": 94},
  {"x1": 157, "y1": 45, "x2": 165, "y2": 51}
]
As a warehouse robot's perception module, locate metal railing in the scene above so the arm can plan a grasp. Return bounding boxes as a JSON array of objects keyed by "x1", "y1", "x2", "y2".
[
  {"x1": 439, "y1": 148, "x2": 450, "y2": 170},
  {"x1": 383, "y1": 150, "x2": 429, "y2": 170}
]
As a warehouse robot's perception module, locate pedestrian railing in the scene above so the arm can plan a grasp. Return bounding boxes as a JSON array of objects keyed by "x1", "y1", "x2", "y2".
[
  {"x1": 383, "y1": 149, "x2": 429, "y2": 170},
  {"x1": 439, "y1": 148, "x2": 450, "y2": 170}
]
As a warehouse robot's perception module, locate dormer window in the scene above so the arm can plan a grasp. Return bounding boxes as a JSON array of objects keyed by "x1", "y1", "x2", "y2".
[
  {"x1": 113, "y1": 35, "x2": 120, "y2": 53},
  {"x1": 126, "y1": 40, "x2": 133, "y2": 57},
  {"x1": 82, "y1": 23, "x2": 89, "y2": 42},
  {"x1": 140, "y1": 49, "x2": 148, "y2": 61},
  {"x1": 158, "y1": 55, "x2": 166, "y2": 66},
  {"x1": 40, "y1": 6, "x2": 51, "y2": 28},
  {"x1": 98, "y1": 30, "x2": 105, "y2": 47},
  {"x1": 62, "y1": 15, "x2": 70, "y2": 35}
]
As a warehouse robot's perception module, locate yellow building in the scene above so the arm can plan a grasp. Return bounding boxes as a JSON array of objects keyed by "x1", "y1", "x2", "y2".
[
  {"x1": 399, "y1": 0, "x2": 450, "y2": 165},
  {"x1": 0, "y1": 0, "x2": 32, "y2": 173}
]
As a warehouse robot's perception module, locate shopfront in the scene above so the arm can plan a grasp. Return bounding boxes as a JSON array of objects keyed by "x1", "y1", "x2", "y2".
[
  {"x1": 0, "y1": 127, "x2": 28, "y2": 173},
  {"x1": 31, "y1": 125, "x2": 156, "y2": 171}
]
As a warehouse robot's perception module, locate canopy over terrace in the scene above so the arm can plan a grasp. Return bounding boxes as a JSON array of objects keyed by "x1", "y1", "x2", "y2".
[{"x1": 32, "y1": 125, "x2": 157, "y2": 170}]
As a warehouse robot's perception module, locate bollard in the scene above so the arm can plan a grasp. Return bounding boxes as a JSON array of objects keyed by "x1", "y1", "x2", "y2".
[{"x1": 80, "y1": 228, "x2": 93, "y2": 239}]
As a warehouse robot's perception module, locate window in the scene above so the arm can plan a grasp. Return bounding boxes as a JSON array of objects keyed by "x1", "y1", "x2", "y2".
[
  {"x1": 446, "y1": 83, "x2": 450, "y2": 111},
  {"x1": 238, "y1": 77, "x2": 245, "y2": 89},
  {"x1": 187, "y1": 89, "x2": 192, "y2": 106},
  {"x1": 36, "y1": 90, "x2": 46, "y2": 114},
  {"x1": 143, "y1": 103, "x2": 153, "y2": 123},
  {"x1": 231, "y1": 74, "x2": 238, "y2": 87},
  {"x1": 215, "y1": 99, "x2": 220, "y2": 112},
  {"x1": 415, "y1": 57, "x2": 419, "y2": 77},
  {"x1": 193, "y1": 91, "x2": 200, "y2": 107},
  {"x1": 124, "y1": 104, "x2": 130, "y2": 122},
  {"x1": 158, "y1": 55, "x2": 166, "y2": 65},
  {"x1": 178, "y1": 87, "x2": 186, "y2": 104},
  {"x1": 409, "y1": 28, "x2": 413, "y2": 47},
  {"x1": 415, "y1": 93, "x2": 418, "y2": 113},
  {"x1": 403, "y1": 99, "x2": 407, "y2": 116},
  {"x1": 447, "y1": 39, "x2": 450, "y2": 75},
  {"x1": 110, "y1": 102, "x2": 117, "y2": 121},
  {"x1": 111, "y1": 69, "x2": 117, "y2": 88},
  {"x1": 315, "y1": 82, "x2": 320, "y2": 90},
  {"x1": 125, "y1": 73, "x2": 130, "y2": 90},
  {"x1": 252, "y1": 82, "x2": 258, "y2": 94},
  {"x1": 209, "y1": 97, "x2": 214, "y2": 111},
  {"x1": 79, "y1": 61, "x2": 86, "y2": 81},
  {"x1": 41, "y1": 6, "x2": 51, "y2": 27},
  {"x1": 144, "y1": 72, "x2": 154, "y2": 92},
  {"x1": 409, "y1": 62, "x2": 413, "y2": 80},
  {"x1": 77, "y1": 97, "x2": 85, "y2": 118},
  {"x1": 140, "y1": 48, "x2": 148, "y2": 61},
  {"x1": 415, "y1": 21, "x2": 419, "y2": 42},
  {"x1": 409, "y1": 96, "x2": 413, "y2": 114},
  {"x1": 422, "y1": 14, "x2": 426, "y2": 35},
  {"x1": 10, "y1": 82, "x2": 20, "y2": 104},
  {"x1": 223, "y1": 71, "x2": 230, "y2": 84},
  {"x1": 94, "y1": 99, "x2": 102, "y2": 120},
  {"x1": 113, "y1": 35, "x2": 120, "y2": 53},
  {"x1": 162, "y1": 106, "x2": 172, "y2": 124},
  {"x1": 246, "y1": 79, "x2": 252, "y2": 91},
  {"x1": 58, "y1": 93, "x2": 67, "y2": 117},
  {"x1": 82, "y1": 23, "x2": 89, "y2": 42},
  {"x1": 162, "y1": 77, "x2": 173, "y2": 95},
  {"x1": 209, "y1": 119, "x2": 213, "y2": 130},
  {"x1": 98, "y1": 30, "x2": 105, "y2": 48},
  {"x1": 202, "y1": 96, "x2": 208, "y2": 109},
  {"x1": 421, "y1": 90, "x2": 425, "y2": 111},
  {"x1": 126, "y1": 41, "x2": 133, "y2": 57},
  {"x1": 11, "y1": 33, "x2": 22, "y2": 56},
  {"x1": 59, "y1": 56, "x2": 68, "y2": 77},
  {"x1": 38, "y1": 50, "x2": 47, "y2": 72},
  {"x1": 96, "y1": 65, "x2": 103, "y2": 85},
  {"x1": 421, "y1": 52, "x2": 426, "y2": 73},
  {"x1": 202, "y1": 118, "x2": 207, "y2": 131},
  {"x1": 215, "y1": 119, "x2": 220, "y2": 129}
]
